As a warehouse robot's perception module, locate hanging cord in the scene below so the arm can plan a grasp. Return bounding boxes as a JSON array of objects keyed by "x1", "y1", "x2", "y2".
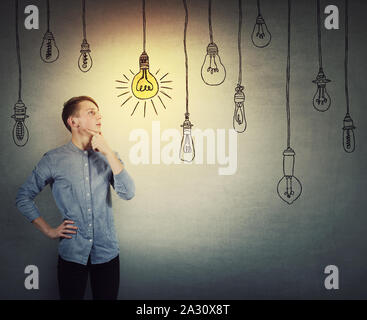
[
  {"x1": 237, "y1": 0, "x2": 242, "y2": 85},
  {"x1": 142, "y1": 0, "x2": 146, "y2": 52},
  {"x1": 344, "y1": 0, "x2": 349, "y2": 114},
  {"x1": 316, "y1": 0, "x2": 323, "y2": 69},
  {"x1": 46, "y1": 0, "x2": 50, "y2": 31},
  {"x1": 208, "y1": 0, "x2": 213, "y2": 43},
  {"x1": 286, "y1": 0, "x2": 291, "y2": 148},
  {"x1": 15, "y1": 0, "x2": 22, "y2": 101},
  {"x1": 257, "y1": 0, "x2": 261, "y2": 15},
  {"x1": 82, "y1": 0, "x2": 87, "y2": 39},
  {"x1": 183, "y1": 0, "x2": 189, "y2": 114}
]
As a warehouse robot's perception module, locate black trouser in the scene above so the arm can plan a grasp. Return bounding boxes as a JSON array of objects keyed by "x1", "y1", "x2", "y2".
[{"x1": 57, "y1": 255, "x2": 120, "y2": 300}]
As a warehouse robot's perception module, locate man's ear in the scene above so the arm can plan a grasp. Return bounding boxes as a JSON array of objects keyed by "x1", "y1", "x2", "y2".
[{"x1": 67, "y1": 116, "x2": 79, "y2": 129}]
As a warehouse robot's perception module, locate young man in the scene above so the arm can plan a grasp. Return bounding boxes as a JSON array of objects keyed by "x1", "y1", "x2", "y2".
[{"x1": 15, "y1": 96, "x2": 135, "y2": 300}]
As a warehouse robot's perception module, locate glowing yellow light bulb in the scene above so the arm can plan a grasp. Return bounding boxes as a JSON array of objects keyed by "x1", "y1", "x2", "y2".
[{"x1": 131, "y1": 52, "x2": 159, "y2": 100}]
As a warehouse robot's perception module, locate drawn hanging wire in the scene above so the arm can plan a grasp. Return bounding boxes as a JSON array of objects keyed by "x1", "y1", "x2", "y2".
[
  {"x1": 233, "y1": 0, "x2": 247, "y2": 133},
  {"x1": 251, "y1": 0, "x2": 271, "y2": 48},
  {"x1": 40, "y1": 0, "x2": 59, "y2": 63},
  {"x1": 130, "y1": 0, "x2": 159, "y2": 100},
  {"x1": 11, "y1": 0, "x2": 29, "y2": 147},
  {"x1": 200, "y1": 0, "x2": 226, "y2": 86},
  {"x1": 312, "y1": 0, "x2": 331, "y2": 112},
  {"x1": 277, "y1": 0, "x2": 302, "y2": 205},
  {"x1": 115, "y1": 0, "x2": 172, "y2": 117},
  {"x1": 179, "y1": 0, "x2": 195, "y2": 162},
  {"x1": 342, "y1": 0, "x2": 356, "y2": 153},
  {"x1": 78, "y1": 0, "x2": 92, "y2": 72}
]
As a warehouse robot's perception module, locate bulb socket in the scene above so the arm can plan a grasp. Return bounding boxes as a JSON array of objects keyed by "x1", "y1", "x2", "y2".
[
  {"x1": 283, "y1": 147, "x2": 295, "y2": 157},
  {"x1": 11, "y1": 100, "x2": 29, "y2": 121},
  {"x1": 343, "y1": 114, "x2": 356, "y2": 130},
  {"x1": 312, "y1": 68, "x2": 330, "y2": 85},
  {"x1": 234, "y1": 85, "x2": 245, "y2": 103},
  {"x1": 80, "y1": 39, "x2": 91, "y2": 52},
  {"x1": 283, "y1": 147, "x2": 295, "y2": 177},
  {"x1": 139, "y1": 51, "x2": 150, "y2": 69},
  {"x1": 256, "y1": 14, "x2": 265, "y2": 24},
  {"x1": 181, "y1": 115, "x2": 193, "y2": 129},
  {"x1": 43, "y1": 31, "x2": 55, "y2": 41},
  {"x1": 206, "y1": 43, "x2": 218, "y2": 55}
]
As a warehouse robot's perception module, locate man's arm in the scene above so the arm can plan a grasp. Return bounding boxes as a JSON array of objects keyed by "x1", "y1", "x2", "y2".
[
  {"x1": 15, "y1": 153, "x2": 78, "y2": 239},
  {"x1": 88, "y1": 129, "x2": 135, "y2": 200},
  {"x1": 104, "y1": 149, "x2": 124, "y2": 175},
  {"x1": 88, "y1": 129, "x2": 123, "y2": 174},
  {"x1": 15, "y1": 153, "x2": 53, "y2": 223},
  {"x1": 110, "y1": 162, "x2": 135, "y2": 200},
  {"x1": 32, "y1": 217, "x2": 77, "y2": 239}
]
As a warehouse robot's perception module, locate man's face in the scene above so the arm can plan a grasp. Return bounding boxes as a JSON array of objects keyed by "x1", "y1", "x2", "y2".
[{"x1": 72, "y1": 100, "x2": 101, "y2": 134}]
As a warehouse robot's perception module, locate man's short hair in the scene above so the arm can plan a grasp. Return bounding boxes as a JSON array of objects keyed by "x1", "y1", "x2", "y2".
[{"x1": 62, "y1": 96, "x2": 99, "y2": 132}]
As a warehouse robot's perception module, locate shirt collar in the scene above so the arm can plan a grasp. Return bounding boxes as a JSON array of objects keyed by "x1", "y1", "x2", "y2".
[{"x1": 67, "y1": 140, "x2": 92, "y2": 155}]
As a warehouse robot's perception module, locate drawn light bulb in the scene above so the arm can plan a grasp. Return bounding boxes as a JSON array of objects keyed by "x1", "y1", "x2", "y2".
[
  {"x1": 312, "y1": 68, "x2": 331, "y2": 112},
  {"x1": 342, "y1": 114, "x2": 356, "y2": 153},
  {"x1": 78, "y1": 39, "x2": 92, "y2": 72},
  {"x1": 277, "y1": 148, "x2": 302, "y2": 204},
  {"x1": 131, "y1": 52, "x2": 159, "y2": 100},
  {"x1": 233, "y1": 84, "x2": 247, "y2": 133},
  {"x1": 251, "y1": 14, "x2": 271, "y2": 48},
  {"x1": 40, "y1": 31, "x2": 59, "y2": 63},
  {"x1": 180, "y1": 114, "x2": 195, "y2": 162},
  {"x1": 201, "y1": 43, "x2": 226, "y2": 86},
  {"x1": 11, "y1": 100, "x2": 29, "y2": 147}
]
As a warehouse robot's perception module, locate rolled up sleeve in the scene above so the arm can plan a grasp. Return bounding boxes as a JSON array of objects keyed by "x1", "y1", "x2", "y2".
[
  {"x1": 110, "y1": 152, "x2": 135, "y2": 200},
  {"x1": 112, "y1": 169, "x2": 135, "y2": 200}
]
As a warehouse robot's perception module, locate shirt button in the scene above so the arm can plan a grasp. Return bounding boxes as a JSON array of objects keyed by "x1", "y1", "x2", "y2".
[
  {"x1": 87, "y1": 193, "x2": 90, "y2": 196},
  {"x1": 89, "y1": 224, "x2": 92, "y2": 227},
  {"x1": 89, "y1": 239, "x2": 92, "y2": 242},
  {"x1": 84, "y1": 151, "x2": 88, "y2": 155},
  {"x1": 85, "y1": 163, "x2": 88, "y2": 167},
  {"x1": 88, "y1": 208, "x2": 91, "y2": 212},
  {"x1": 86, "y1": 177, "x2": 89, "y2": 181}
]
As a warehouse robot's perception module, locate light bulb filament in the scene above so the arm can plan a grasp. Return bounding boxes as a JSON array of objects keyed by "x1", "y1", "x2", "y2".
[
  {"x1": 343, "y1": 127, "x2": 356, "y2": 153},
  {"x1": 285, "y1": 176, "x2": 295, "y2": 198},
  {"x1": 82, "y1": 52, "x2": 88, "y2": 68},
  {"x1": 16, "y1": 121, "x2": 25, "y2": 140},
  {"x1": 184, "y1": 134, "x2": 192, "y2": 153},
  {"x1": 235, "y1": 104, "x2": 244, "y2": 125},
  {"x1": 46, "y1": 39, "x2": 52, "y2": 60},
  {"x1": 256, "y1": 23, "x2": 265, "y2": 39},
  {"x1": 317, "y1": 85, "x2": 328, "y2": 104},
  {"x1": 207, "y1": 55, "x2": 219, "y2": 74},
  {"x1": 345, "y1": 130, "x2": 351, "y2": 149},
  {"x1": 136, "y1": 69, "x2": 154, "y2": 92}
]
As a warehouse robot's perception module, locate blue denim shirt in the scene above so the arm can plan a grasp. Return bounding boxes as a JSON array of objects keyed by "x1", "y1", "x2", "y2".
[{"x1": 15, "y1": 141, "x2": 135, "y2": 265}]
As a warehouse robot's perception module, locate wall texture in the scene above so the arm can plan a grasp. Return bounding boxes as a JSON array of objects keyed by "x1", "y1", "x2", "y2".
[{"x1": 0, "y1": 0, "x2": 366, "y2": 299}]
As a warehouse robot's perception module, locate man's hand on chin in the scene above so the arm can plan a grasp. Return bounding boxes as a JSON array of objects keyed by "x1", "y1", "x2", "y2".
[
  {"x1": 87, "y1": 128, "x2": 124, "y2": 175},
  {"x1": 87, "y1": 129, "x2": 112, "y2": 156}
]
